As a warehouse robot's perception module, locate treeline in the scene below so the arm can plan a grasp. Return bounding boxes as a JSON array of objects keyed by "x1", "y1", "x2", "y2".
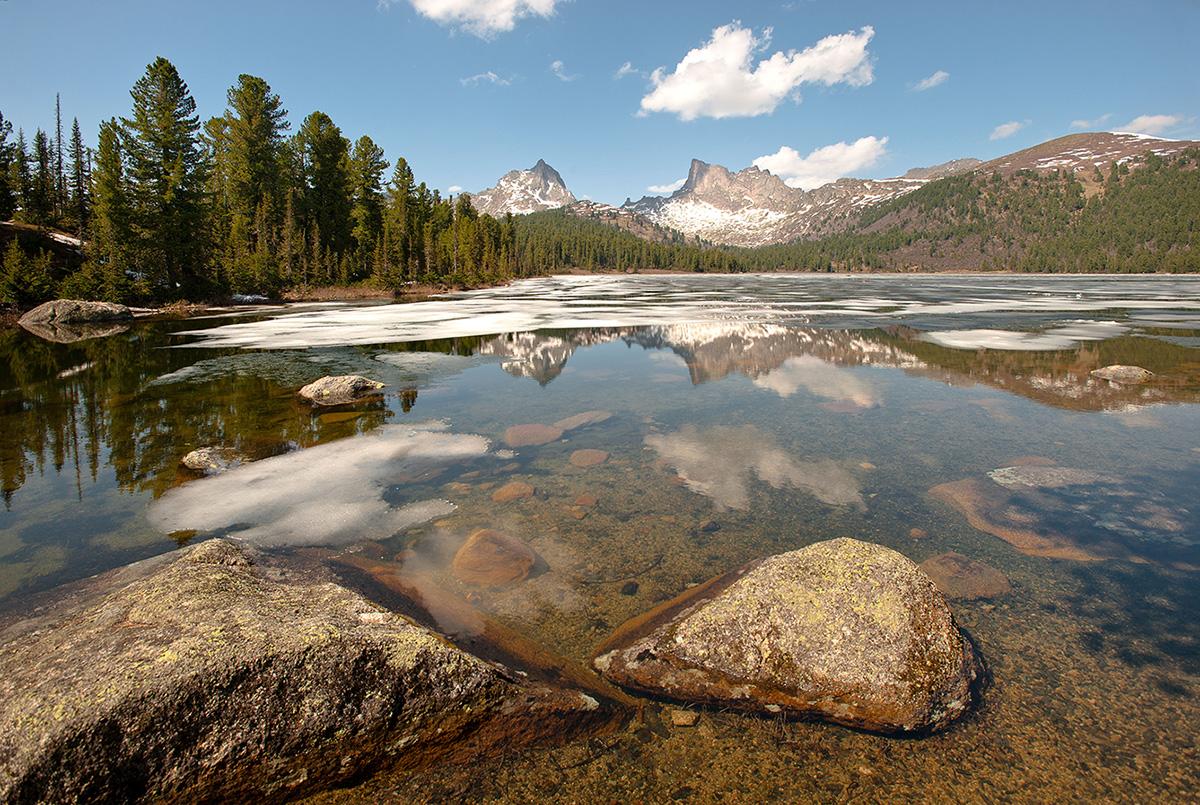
[{"x1": 1, "y1": 58, "x2": 522, "y2": 306}]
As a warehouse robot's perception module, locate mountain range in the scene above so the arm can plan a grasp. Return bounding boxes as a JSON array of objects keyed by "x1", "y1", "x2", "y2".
[{"x1": 469, "y1": 132, "x2": 1199, "y2": 249}]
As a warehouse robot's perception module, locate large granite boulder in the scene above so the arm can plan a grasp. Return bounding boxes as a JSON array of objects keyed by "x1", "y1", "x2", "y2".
[
  {"x1": 1090, "y1": 365, "x2": 1153, "y2": 384},
  {"x1": 298, "y1": 375, "x2": 385, "y2": 406},
  {"x1": 0, "y1": 540, "x2": 615, "y2": 803},
  {"x1": 18, "y1": 300, "x2": 133, "y2": 343},
  {"x1": 594, "y1": 538, "x2": 982, "y2": 735},
  {"x1": 18, "y1": 299, "x2": 133, "y2": 326}
]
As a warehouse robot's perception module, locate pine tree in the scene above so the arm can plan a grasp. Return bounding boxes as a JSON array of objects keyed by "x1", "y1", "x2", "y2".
[
  {"x1": 28, "y1": 129, "x2": 54, "y2": 225},
  {"x1": 85, "y1": 119, "x2": 132, "y2": 301},
  {"x1": 68, "y1": 118, "x2": 90, "y2": 235},
  {"x1": 294, "y1": 111, "x2": 352, "y2": 258},
  {"x1": 121, "y1": 57, "x2": 209, "y2": 298},
  {"x1": 0, "y1": 112, "x2": 15, "y2": 220},
  {"x1": 224, "y1": 75, "x2": 288, "y2": 229},
  {"x1": 14, "y1": 129, "x2": 31, "y2": 219},
  {"x1": 350, "y1": 134, "x2": 388, "y2": 265}
]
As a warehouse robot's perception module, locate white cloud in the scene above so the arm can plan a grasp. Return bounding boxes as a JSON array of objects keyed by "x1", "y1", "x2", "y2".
[
  {"x1": 1070, "y1": 113, "x2": 1111, "y2": 130},
  {"x1": 550, "y1": 59, "x2": 577, "y2": 82},
  {"x1": 648, "y1": 178, "x2": 686, "y2": 194},
  {"x1": 990, "y1": 120, "x2": 1027, "y2": 140},
  {"x1": 401, "y1": 0, "x2": 557, "y2": 38},
  {"x1": 1122, "y1": 114, "x2": 1183, "y2": 136},
  {"x1": 614, "y1": 61, "x2": 640, "y2": 80},
  {"x1": 639, "y1": 23, "x2": 875, "y2": 121},
  {"x1": 912, "y1": 70, "x2": 949, "y2": 91},
  {"x1": 448, "y1": 185, "x2": 464, "y2": 193},
  {"x1": 460, "y1": 71, "x2": 512, "y2": 87},
  {"x1": 752, "y1": 135, "x2": 888, "y2": 190}
]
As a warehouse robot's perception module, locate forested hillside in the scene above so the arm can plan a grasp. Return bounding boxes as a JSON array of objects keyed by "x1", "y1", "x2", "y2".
[{"x1": 1, "y1": 57, "x2": 1197, "y2": 313}]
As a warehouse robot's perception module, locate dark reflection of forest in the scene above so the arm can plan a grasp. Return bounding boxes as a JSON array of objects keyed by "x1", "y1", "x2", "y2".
[{"x1": 2, "y1": 318, "x2": 1199, "y2": 507}]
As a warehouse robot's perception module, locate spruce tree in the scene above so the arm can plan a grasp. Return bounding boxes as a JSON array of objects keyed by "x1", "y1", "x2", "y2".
[
  {"x1": 54, "y1": 94, "x2": 66, "y2": 220},
  {"x1": 68, "y1": 118, "x2": 90, "y2": 235},
  {"x1": 121, "y1": 57, "x2": 209, "y2": 298},
  {"x1": 14, "y1": 129, "x2": 31, "y2": 220},
  {"x1": 350, "y1": 134, "x2": 388, "y2": 260},
  {"x1": 224, "y1": 74, "x2": 288, "y2": 227},
  {"x1": 0, "y1": 112, "x2": 14, "y2": 220},
  {"x1": 87, "y1": 119, "x2": 133, "y2": 301},
  {"x1": 29, "y1": 129, "x2": 54, "y2": 225},
  {"x1": 295, "y1": 111, "x2": 352, "y2": 258}
]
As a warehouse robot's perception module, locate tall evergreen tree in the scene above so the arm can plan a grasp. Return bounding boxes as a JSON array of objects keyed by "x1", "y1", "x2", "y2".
[
  {"x1": 14, "y1": 129, "x2": 31, "y2": 220},
  {"x1": 224, "y1": 74, "x2": 289, "y2": 227},
  {"x1": 0, "y1": 112, "x2": 15, "y2": 220},
  {"x1": 85, "y1": 119, "x2": 132, "y2": 301},
  {"x1": 294, "y1": 111, "x2": 352, "y2": 257},
  {"x1": 350, "y1": 134, "x2": 387, "y2": 258},
  {"x1": 54, "y1": 94, "x2": 66, "y2": 219},
  {"x1": 121, "y1": 57, "x2": 209, "y2": 297},
  {"x1": 28, "y1": 129, "x2": 54, "y2": 226},
  {"x1": 68, "y1": 118, "x2": 90, "y2": 235}
]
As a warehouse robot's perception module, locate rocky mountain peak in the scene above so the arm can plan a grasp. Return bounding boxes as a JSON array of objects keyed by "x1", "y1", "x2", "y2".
[{"x1": 472, "y1": 159, "x2": 577, "y2": 216}]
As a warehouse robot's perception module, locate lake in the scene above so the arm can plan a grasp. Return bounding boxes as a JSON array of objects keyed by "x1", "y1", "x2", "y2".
[{"x1": 2, "y1": 273, "x2": 1198, "y2": 801}]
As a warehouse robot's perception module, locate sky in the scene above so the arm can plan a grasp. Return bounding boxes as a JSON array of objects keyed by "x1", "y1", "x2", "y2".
[{"x1": 2, "y1": 0, "x2": 1198, "y2": 204}]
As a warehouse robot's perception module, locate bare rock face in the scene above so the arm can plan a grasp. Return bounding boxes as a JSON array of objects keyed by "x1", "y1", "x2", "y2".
[
  {"x1": 594, "y1": 538, "x2": 982, "y2": 734},
  {"x1": 0, "y1": 540, "x2": 609, "y2": 803},
  {"x1": 452, "y1": 529, "x2": 539, "y2": 588},
  {"x1": 298, "y1": 375, "x2": 385, "y2": 406},
  {"x1": 919, "y1": 552, "x2": 1012, "y2": 601},
  {"x1": 18, "y1": 300, "x2": 133, "y2": 342},
  {"x1": 1090, "y1": 365, "x2": 1154, "y2": 384}
]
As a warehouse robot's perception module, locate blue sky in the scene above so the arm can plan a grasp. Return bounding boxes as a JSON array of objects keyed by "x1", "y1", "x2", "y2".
[{"x1": 2, "y1": 0, "x2": 1197, "y2": 204}]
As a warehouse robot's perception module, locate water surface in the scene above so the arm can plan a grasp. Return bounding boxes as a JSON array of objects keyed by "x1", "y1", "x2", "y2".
[{"x1": 2, "y1": 274, "x2": 1198, "y2": 801}]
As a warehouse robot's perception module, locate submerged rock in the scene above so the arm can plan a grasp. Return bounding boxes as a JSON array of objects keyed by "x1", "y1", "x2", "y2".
[
  {"x1": 298, "y1": 375, "x2": 385, "y2": 406},
  {"x1": 180, "y1": 446, "x2": 243, "y2": 475},
  {"x1": 1091, "y1": 365, "x2": 1154, "y2": 384},
  {"x1": 569, "y1": 449, "x2": 609, "y2": 468},
  {"x1": 553, "y1": 410, "x2": 612, "y2": 432},
  {"x1": 451, "y1": 528, "x2": 539, "y2": 588},
  {"x1": 503, "y1": 423, "x2": 563, "y2": 447},
  {"x1": 919, "y1": 552, "x2": 1012, "y2": 601},
  {"x1": 491, "y1": 480, "x2": 535, "y2": 503},
  {"x1": 593, "y1": 538, "x2": 981, "y2": 735},
  {"x1": 0, "y1": 540, "x2": 608, "y2": 803},
  {"x1": 18, "y1": 299, "x2": 133, "y2": 326}
]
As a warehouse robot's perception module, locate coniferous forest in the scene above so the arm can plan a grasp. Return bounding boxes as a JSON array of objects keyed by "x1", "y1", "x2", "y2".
[{"x1": 1, "y1": 58, "x2": 1197, "y2": 311}]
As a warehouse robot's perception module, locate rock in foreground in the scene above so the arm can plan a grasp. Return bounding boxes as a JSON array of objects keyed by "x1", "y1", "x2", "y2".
[
  {"x1": 180, "y1": 446, "x2": 244, "y2": 475},
  {"x1": 298, "y1": 375, "x2": 385, "y2": 406},
  {"x1": 594, "y1": 538, "x2": 981, "y2": 734},
  {"x1": 0, "y1": 540, "x2": 611, "y2": 803},
  {"x1": 451, "y1": 529, "x2": 540, "y2": 588}
]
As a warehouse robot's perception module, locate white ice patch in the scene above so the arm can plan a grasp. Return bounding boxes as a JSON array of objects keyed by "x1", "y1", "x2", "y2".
[
  {"x1": 921, "y1": 329, "x2": 1081, "y2": 351},
  {"x1": 147, "y1": 423, "x2": 489, "y2": 546}
]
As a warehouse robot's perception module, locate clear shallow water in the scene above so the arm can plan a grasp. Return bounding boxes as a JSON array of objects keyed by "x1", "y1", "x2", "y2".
[{"x1": 2, "y1": 274, "x2": 1199, "y2": 801}]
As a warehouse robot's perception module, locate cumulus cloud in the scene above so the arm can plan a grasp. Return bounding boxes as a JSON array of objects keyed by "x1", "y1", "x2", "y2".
[
  {"x1": 550, "y1": 59, "x2": 577, "y2": 82},
  {"x1": 1070, "y1": 113, "x2": 1112, "y2": 130},
  {"x1": 614, "y1": 61, "x2": 641, "y2": 80},
  {"x1": 1122, "y1": 114, "x2": 1183, "y2": 136},
  {"x1": 912, "y1": 70, "x2": 949, "y2": 91},
  {"x1": 401, "y1": 0, "x2": 557, "y2": 37},
  {"x1": 448, "y1": 185, "x2": 464, "y2": 193},
  {"x1": 460, "y1": 71, "x2": 512, "y2": 87},
  {"x1": 990, "y1": 120, "x2": 1027, "y2": 140},
  {"x1": 640, "y1": 23, "x2": 875, "y2": 121},
  {"x1": 751, "y1": 356, "x2": 878, "y2": 408},
  {"x1": 752, "y1": 135, "x2": 888, "y2": 190},
  {"x1": 648, "y1": 178, "x2": 686, "y2": 194}
]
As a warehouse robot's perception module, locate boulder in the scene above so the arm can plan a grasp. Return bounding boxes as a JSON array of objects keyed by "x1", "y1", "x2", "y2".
[
  {"x1": 569, "y1": 449, "x2": 609, "y2": 468},
  {"x1": 594, "y1": 538, "x2": 982, "y2": 734},
  {"x1": 298, "y1": 375, "x2": 385, "y2": 406},
  {"x1": 503, "y1": 424, "x2": 563, "y2": 448},
  {"x1": 1091, "y1": 365, "x2": 1154, "y2": 384},
  {"x1": 18, "y1": 299, "x2": 133, "y2": 326},
  {"x1": 180, "y1": 447, "x2": 243, "y2": 475},
  {"x1": 0, "y1": 540, "x2": 610, "y2": 803},
  {"x1": 451, "y1": 529, "x2": 539, "y2": 588},
  {"x1": 919, "y1": 552, "x2": 1012, "y2": 600}
]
